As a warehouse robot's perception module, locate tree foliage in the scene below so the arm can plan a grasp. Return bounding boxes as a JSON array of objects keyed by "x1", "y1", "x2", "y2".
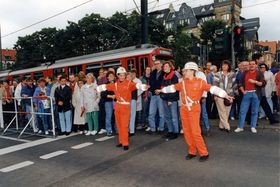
[{"x1": 13, "y1": 11, "x2": 172, "y2": 70}]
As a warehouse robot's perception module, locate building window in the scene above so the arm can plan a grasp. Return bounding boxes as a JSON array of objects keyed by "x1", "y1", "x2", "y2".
[
  {"x1": 165, "y1": 22, "x2": 174, "y2": 30},
  {"x1": 222, "y1": 14, "x2": 230, "y2": 21},
  {"x1": 156, "y1": 14, "x2": 164, "y2": 18},
  {"x1": 218, "y1": 0, "x2": 228, "y2": 2}
]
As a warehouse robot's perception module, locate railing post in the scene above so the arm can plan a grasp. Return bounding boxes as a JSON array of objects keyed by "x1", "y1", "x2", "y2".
[
  {"x1": 14, "y1": 99, "x2": 18, "y2": 130},
  {"x1": 50, "y1": 96, "x2": 56, "y2": 138}
]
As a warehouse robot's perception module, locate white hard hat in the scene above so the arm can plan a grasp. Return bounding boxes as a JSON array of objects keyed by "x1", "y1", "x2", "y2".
[
  {"x1": 183, "y1": 62, "x2": 198, "y2": 71},
  {"x1": 116, "y1": 67, "x2": 127, "y2": 74}
]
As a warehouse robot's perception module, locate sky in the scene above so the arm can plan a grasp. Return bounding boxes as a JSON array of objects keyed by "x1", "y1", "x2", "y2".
[{"x1": 0, "y1": 0, "x2": 279, "y2": 49}]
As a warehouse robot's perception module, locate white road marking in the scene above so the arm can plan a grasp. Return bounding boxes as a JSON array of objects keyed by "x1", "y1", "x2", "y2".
[
  {"x1": 40, "y1": 150, "x2": 67, "y2": 160},
  {"x1": 0, "y1": 133, "x2": 78, "y2": 156},
  {"x1": 0, "y1": 161, "x2": 34, "y2": 173},
  {"x1": 71, "y1": 142, "x2": 93, "y2": 149},
  {"x1": 95, "y1": 136, "x2": 115, "y2": 142},
  {"x1": 0, "y1": 135, "x2": 31, "y2": 143}
]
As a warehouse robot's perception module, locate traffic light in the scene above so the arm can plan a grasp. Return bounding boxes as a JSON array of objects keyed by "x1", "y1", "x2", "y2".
[
  {"x1": 234, "y1": 26, "x2": 241, "y2": 52},
  {"x1": 233, "y1": 25, "x2": 245, "y2": 60},
  {"x1": 214, "y1": 28, "x2": 230, "y2": 58}
]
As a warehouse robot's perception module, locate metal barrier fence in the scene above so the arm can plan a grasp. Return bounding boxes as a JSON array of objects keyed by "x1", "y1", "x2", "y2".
[{"x1": 0, "y1": 96, "x2": 56, "y2": 139}]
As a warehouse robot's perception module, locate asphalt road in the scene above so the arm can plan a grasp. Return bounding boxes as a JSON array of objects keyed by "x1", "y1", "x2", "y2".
[{"x1": 0, "y1": 124, "x2": 279, "y2": 187}]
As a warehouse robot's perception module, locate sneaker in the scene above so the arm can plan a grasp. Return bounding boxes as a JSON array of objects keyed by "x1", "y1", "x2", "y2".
[
  {"x1": 180, "y1": 129, "x2": 184, "y2": 134},
  {"x1": 98, "y1": 129, "x2": 107, "y2": 135},
  {"x1": 234, "y1": 128, "x2": 244, "y2": 133},
  {"x1": 91, "y1": 130, "x2": 98, "y2": 135},
  {"x1": 136, "y1": 126, "x2": 143, "y2": 130},
  {"x1": 230, "y1": 117, "x2": 235, "y2": 121},
  {"x1": 45, "y1": 131, "x2": 49, "y2": 135},
  {"x1": 85, "y1": 131, "x2": 91, "y2": 136},
  {"x1": 107, "y1": 133, "x2": 113, "y2": 137},
  {"x1": 145, "y1": 127, "x2": 151, "y2": 132},
  {"x1": 79, "y1": 131, "x2": 84, "y2": 135},
  {"x1": 251, "y1": 128, "x2": 257, "y2": 133},
  {"x1": 83, "y1": 130, "x2": 88, "y2": 134},
  {"x1": 38, "y1": 130, "x2": 43, "y2": 134}
]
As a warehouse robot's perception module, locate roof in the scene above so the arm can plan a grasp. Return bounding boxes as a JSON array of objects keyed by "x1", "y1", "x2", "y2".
[
  {"x1": 258, "y1": 41, "x2": 278, "y2": 54},
  {"x1": 1, "y1": 49, "x2": 16, "y2": 61},
  {"x1": 9, "y1": 66, "x2": 48, "y2": 76},
  {"x1": 193, "y1": 3, "x2": 214, "y2": 17},
  {"x1": 241, "y1": 18, "x2": 260, "y2": 41},
  {"x1": 49, "y1": 45, "x2": 158, "y2": 69}
]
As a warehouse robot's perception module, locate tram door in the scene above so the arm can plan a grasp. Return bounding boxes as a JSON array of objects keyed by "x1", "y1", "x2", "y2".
[
  {"x1": 126, "y1": 58, "x2": 136, "y2": 72},
  {"x1": 68, "y1": 65, "x2": 82, "y2": 75},
  {"x1": 138, "y1": 56, "x2": 149, "y2": 77}
]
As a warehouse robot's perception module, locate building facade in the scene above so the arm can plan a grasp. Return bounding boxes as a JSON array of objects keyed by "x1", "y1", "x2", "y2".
[
  {"x1": 0, "y1": 49, "x2": 16, "y2": 70},
  {"x1": 150, "y1": 0, "x2": 259, "y2": 58}
]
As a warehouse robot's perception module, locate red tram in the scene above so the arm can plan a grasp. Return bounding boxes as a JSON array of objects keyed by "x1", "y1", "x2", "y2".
[{"x1": 0, "y1": 44, "x2": 173, "y2": 80}]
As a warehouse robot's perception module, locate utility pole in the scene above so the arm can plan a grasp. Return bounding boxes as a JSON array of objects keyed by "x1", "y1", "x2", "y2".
[
  {"x1": 231, "y1": 0, "x2": 236, "y2": 69},
  {"x1": 0, "y1": 25, "x2": 2, "y2": 71},
  {"x1": 141, "y1": 0, "x2": 148, "y2": 44}
]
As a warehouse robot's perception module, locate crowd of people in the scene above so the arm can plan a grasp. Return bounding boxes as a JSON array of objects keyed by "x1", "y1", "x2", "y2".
[{"x1": 0, "y1": 53, "x2": 279, "y2": 161}]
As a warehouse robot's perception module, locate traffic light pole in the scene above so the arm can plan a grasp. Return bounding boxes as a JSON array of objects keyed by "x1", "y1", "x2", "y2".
[
  {"x1": 0, "y1": 25, "x2": 2, "y2": 71},
  {"x1": 231, "y1": 0, "x2": 236, "y2": 69},
  {"x1": 141, "y1": 0, "x2": 148, "y2": 44}
]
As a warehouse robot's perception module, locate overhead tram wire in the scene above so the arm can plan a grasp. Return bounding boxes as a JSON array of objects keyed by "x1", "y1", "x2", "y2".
[
  {"x1": 1, "y1": 0, "x2": 96, "y2": 39},
  {"x1": 243, "y1": 0, "x2": 279, "y2": 8}
]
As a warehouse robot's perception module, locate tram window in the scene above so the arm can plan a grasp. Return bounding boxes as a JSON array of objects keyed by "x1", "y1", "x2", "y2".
[
  {"x1": 86, "y1": 63, "x2": 101, "y2": 76},
  {"x1": 140, "y1": 57, "x2": 148, "y2": 76},
  {"x1": 127, "y1": 59, "x2": 135, "y2": 71},
  {"x1": 54, "y1": 68, "x2": 65, "y2": 76},
  {"x1": 103, "y1": 60, "x2": 121, "y2": 68},
  {"x1": 34, "y1": 72, "x2": 43, "y2": 80},
  {"x1": 68, "y1": 65, "x2": 82, "y2": 75}
]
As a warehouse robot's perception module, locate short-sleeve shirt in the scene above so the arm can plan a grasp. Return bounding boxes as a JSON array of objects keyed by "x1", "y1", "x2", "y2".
[
  {"x1": 106, "y1": 79, "x2": 137, "y2": 103},
  {"x1": 244, "y1": 71, "x2": 257, "y2": 91},
  {"x1": 174, "y1": 77, "x2": 211, "y2": 105}
]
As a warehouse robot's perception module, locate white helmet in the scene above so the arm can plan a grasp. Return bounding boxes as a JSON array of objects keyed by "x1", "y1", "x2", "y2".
[
  {"x1": 116, "y1": 67, "x2": 127, "y2": 74},
  {"x1": 183, "y1": 62, "x2": 198, "y2": 71}
]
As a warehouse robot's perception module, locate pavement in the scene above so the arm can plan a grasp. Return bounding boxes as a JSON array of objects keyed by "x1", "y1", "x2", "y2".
[{"x1": 0, "y1": 119, "x2": 279, "y2": 187}]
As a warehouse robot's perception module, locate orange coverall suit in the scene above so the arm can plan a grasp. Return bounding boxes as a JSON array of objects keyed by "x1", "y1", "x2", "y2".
[
  {"x1": 174, "y1": 77, "x2": 212, "y2": 156},
  {"x1": 106, "y1": 80, "x2": 137, "y2": 146}
]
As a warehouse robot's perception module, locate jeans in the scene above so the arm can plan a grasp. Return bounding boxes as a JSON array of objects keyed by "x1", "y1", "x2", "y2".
[
  {"x1": 25, "y1": 104, "x2": 32, "y2": 122},
  {"x1": 148, "y1": 95, "x2": 165, "y2": 132},
  {"x1": 59, "y1": 110, "x2": 72, "y2": 132},
  {"x1": 200, "y1": 102, "x2": 210, "y2": 130},
  {"x1": 141, "y1": 97, "x2": 150, "y2": 125},
  {"x1": 129, "y1": 100, "x2": 137, "y2": 133},
  {"x1": 38, "y1": 108, "x2": 51, "y2": 132},
  {"x1": 238, "y1": 92, "x2": 260, "y2": 128},
  {"x1": 163, "y1": 101, "x2": 179, "y2": 133},
  {"x1": 105, "y1": 102, "x2": 113, "y2": 134}
]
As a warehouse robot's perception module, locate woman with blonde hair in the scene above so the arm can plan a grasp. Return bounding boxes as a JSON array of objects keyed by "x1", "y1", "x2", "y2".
[{"x1": 81, "y1": 73, "x2": 100, "y2": 135}]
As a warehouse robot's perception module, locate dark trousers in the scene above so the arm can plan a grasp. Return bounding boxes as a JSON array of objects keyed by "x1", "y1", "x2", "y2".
[
  {"x1": 3, "y1": 102, "x2": 15, "y2": 125},
  {"x1": 260, "y1": 96, "x2": 275, "y2": 123},
  {"x1": 98, "y1": 102, "x2": 106, "y2": 130}
]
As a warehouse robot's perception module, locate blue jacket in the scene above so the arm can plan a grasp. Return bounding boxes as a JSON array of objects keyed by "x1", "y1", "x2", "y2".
[
  {"x1": 33, "y1": 86, "x2": 51, "y2": 112},
  {"x1": 21, "y1": 85, "x2": 36, "y2": 106}
]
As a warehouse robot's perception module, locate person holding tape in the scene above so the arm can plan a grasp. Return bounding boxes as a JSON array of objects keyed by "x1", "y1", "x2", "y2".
[
  {"x1": 158, "y1": 62, "x2": 234, "y2": 162},
  {"x1": 97, "y1": 67, "x2": 148, "y2": 151}
]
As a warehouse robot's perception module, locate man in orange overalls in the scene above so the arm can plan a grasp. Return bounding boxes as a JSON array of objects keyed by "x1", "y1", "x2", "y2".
[
  {"x1": 97, "y1": 67, "x2": 148, "y2": 151},
  {"x1": 160, "y1": 62, "x2": 233, "y2": 162}
]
